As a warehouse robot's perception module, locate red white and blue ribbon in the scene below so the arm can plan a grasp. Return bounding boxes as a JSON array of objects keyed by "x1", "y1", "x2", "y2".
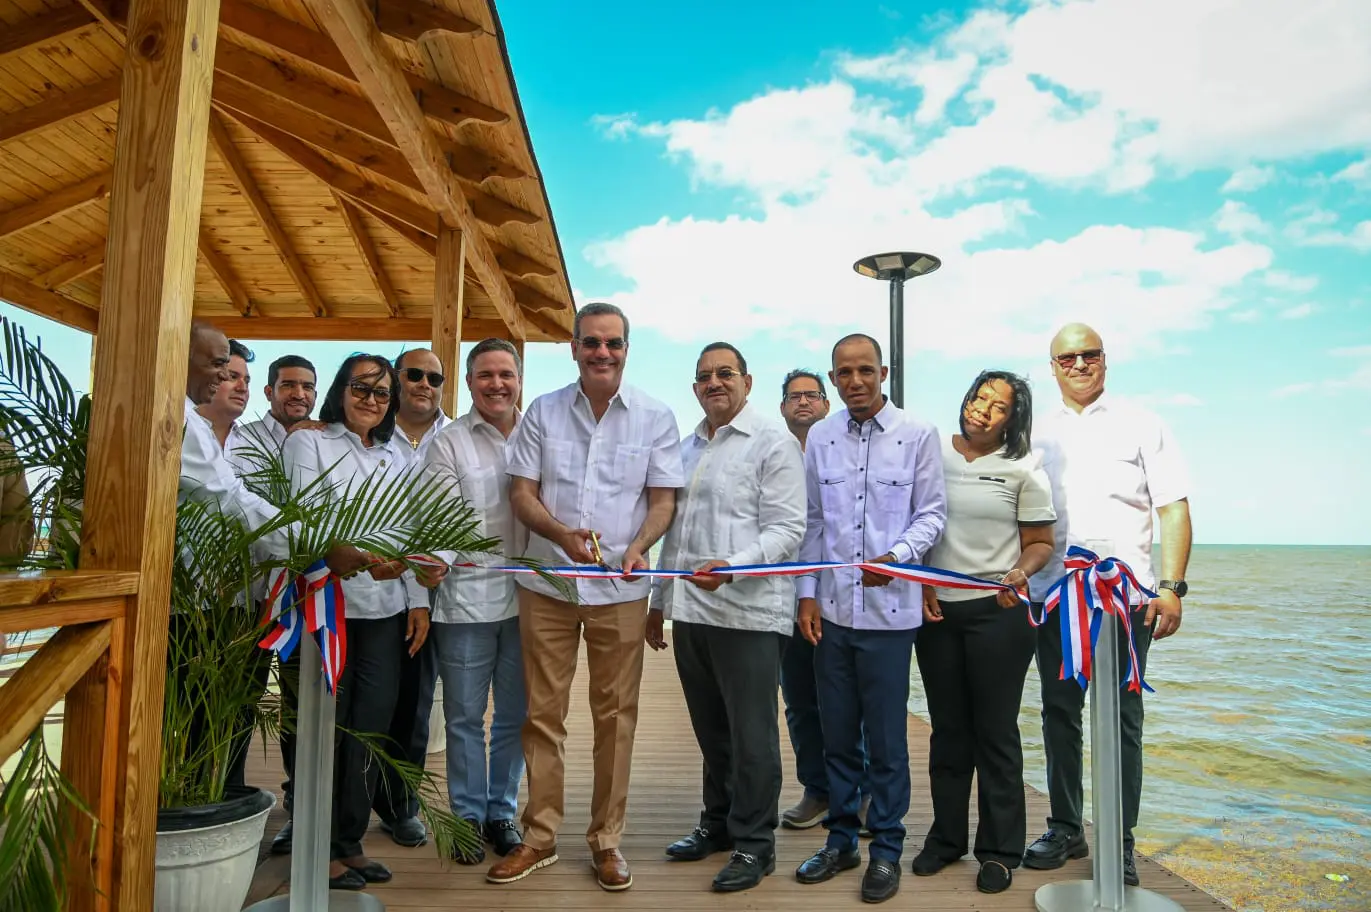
[
  {"x1": 258, "y1": 559, "x2": 348, "y2": 694},
  {"x1": 1031, "y1": 545, "x2": 1156, "y2": 694}
]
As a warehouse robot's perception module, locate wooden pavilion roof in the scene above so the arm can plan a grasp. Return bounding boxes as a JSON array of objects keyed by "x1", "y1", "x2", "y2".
[{"x1": 0, "y1": 0, "x2": 576, "y2": 342}]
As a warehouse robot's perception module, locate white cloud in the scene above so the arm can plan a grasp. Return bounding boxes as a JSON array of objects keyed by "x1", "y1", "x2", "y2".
[
  {"x1": 1332, "y1": 158, "x2": 1371, "y2": 188},
  {"x1": 840, "y1": 48, "x2": 981, "y2": 124},
  {"x1": 1221, "y1": 166, "x2": 1276, "y2": 193},
  {"x1": 1273, "y1": 346, "x2": 1371, "y2": 396},
  {"x1": 1228, "y1": 310, "x2": 1261, "y2": 323},
  {"x1": 1287, "y1": 209, "x2": 1371, "y2": 250},
  {"x1": 1331, "y1": 344, "x2": 1371, "y2": 358},
  {"x1": 1213, "y1": 200, "x2": 1269, "y2": 238},
  {"x1": 1263, "y1": 270, "x2": 1319, "y2": 293},
  {"x1": 591, "y1": 113, "x2": 640, "y2": 141},
  {"x1": 1278, "y1": 302, "x2": 1316, "y2": 319},
  {"x1": 1134, "y1": 392, "x2": 1205, "y2": 409}
]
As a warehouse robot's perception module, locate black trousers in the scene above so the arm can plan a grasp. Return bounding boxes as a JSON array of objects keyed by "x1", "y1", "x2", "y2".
[
  {"x1": 332, "y1": 613, "x2": 405, "y2": 859},
  {"x1": 673, "y1": 620, "x2": 786, "y2": 857},
  {"x1": 372, "y1": 635, "x2": 438, "y2": 822},
  {"x1": 915, "y1": 595, "x2": 1035, "y2": 866},
  {"x1": 1035, "y1": 604, "x2": 1152, "y2": 849}
]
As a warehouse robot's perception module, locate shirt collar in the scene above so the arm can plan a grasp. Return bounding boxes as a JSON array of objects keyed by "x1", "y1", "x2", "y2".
[
  {"x1": 846, "y1": 396, "x2": 896, "y2": 433},
  {"x1": 466, "y1": 404, "x2": 522, "y2": 435},
  {"x1": 575, "y1": 380, "x2": 631, "y2": 412},
  {"x1": 691, "y1": 400, "x2": 758, "y2": 442},
  {"x1": 1057, "y1": 391, "x2": 1112, "y2": 417}
]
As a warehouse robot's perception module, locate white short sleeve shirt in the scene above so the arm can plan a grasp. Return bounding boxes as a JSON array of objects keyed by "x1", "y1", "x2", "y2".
[{"x1": 926, "y1": 436, "x2": 1055, "y2": 602}]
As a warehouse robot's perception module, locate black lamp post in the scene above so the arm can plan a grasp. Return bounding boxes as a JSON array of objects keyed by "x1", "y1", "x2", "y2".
[{"x1": 852, "y1": 251, "x2": 941, "y2": 408}]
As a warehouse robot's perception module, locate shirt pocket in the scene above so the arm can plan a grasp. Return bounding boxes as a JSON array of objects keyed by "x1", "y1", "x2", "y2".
[
  {"x1": 613, "y1": 444, "x2": 651, "y2": 493},
  {"x1": 872, "y1": 477, "x2": 913, "y2": 514},
  {"x1": 818, "y1": 476, "x2": 847, "y2": 514},
  {"x1": 460, "y1": 466, "x2": 500, "y2": 512}
]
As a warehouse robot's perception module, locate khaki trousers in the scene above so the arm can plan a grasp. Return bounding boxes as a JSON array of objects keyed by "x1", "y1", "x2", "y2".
[{"x1": 517, "y1": 587, "x2": 648, "y2": 851}]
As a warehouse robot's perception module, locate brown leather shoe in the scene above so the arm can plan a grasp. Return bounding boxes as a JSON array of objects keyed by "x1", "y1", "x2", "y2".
[
  {"x1": 486, "y1": 843, "x2": 558, "y2": 884},
  {"x1": 592, "y1": 848, "x2": 633, "y2": 891}
]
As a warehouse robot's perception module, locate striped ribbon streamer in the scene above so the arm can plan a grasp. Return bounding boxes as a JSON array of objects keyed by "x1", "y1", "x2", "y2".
[
  {"x1": 1031, "y1": 545, "x2": 1156, "y2": 694},
  {"x1": 258, "y1": 559, "x2": 348, "y2": 694}
]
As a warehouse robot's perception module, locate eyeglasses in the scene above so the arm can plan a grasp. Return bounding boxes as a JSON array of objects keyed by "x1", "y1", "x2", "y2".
[
  {"x1": 695, "y1": 367, "x2": 741, "y2": 383},
  {"x1": 576, "y1": 336, "x2": 627, "y2": 351},
  {"x1": 784, "y1": 390, "x2": 825, "y2": 403},
  {"x1": 402, "y1": 367, "x2": 445, "y2": 387},
  {"x1": 348, "y1": 381, "x2": 392, "y2": 403},
  {"x1": 1053, "y1": 349, "x2": 1104, "y2": 370}
]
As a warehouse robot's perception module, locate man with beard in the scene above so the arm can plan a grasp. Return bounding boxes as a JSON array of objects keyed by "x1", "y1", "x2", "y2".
[
  {"x1": 239, "y1": 354, "x2": 318, "y2": 456},
  {"x1": 489, "y1": 302, "x2": 683, "y2": 892},
  {"x1": 793, "y1": 334, "x2": 946, "y2": 904},
  {"x1": 372, "y1": 348, "x2": 452, "y2": 847}
]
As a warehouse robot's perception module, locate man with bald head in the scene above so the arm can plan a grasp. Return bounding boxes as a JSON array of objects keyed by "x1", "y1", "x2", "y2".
[
  {"x1": 372, "y1": 346, "x2": 455, "y2": 846},
  {"x1": 1023, "y1": 323, "x2": 1193, "y2": 886}
]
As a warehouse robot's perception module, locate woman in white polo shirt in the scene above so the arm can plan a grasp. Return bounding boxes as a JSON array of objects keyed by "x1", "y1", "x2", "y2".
[
  {"x1": 911, "y1": 370, "x2": 1056, "y2": 895},
  {"x1": 282, "y1": 354, "x2": 431, "y2": 892}
]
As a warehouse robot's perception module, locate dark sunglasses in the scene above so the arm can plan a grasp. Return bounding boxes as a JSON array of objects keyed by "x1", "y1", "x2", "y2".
[
  {"x1": 1053, "y1": 349, "x2": 1103, "y2": 370},
  {"x1": 402, "y1": 367, "x2": 445, "y2": 387},
  {"x1": 576, "y1": 336, "x2": 627, "y2": 351},
  {"x1": 348, "y1": 381, "x2": 392, "y2": 403}
]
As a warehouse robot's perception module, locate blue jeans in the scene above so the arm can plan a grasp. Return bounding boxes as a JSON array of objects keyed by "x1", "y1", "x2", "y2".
[
  {"x1": 781, "y1": 624, "x2": 869, "y2": 800},
  {"x1": 431, "y1": 617, "x2": 526, "y2": 823},
  {"x1": 815, "y1": 620, "x2": 916, "y2": 863}
]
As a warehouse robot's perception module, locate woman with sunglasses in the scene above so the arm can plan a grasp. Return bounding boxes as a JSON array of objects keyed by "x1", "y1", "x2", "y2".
[
  {"x1": 910, "y1": 370, "x2": 1056, "y2": 895},
  {"x1": 280, "y1": 353, "x2": 433, "y2": 891}
]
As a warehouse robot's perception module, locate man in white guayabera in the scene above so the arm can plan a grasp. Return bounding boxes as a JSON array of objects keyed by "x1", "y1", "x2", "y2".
[{"x1": 1022, "y1": 322, "x2": 1193, "y2": 888}]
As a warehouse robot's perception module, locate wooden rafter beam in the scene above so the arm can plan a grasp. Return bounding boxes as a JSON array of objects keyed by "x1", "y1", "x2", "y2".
[
  {"x1": 73, "y1": 0, "x2": 127, "y2": 45},
  {"x1": 510, "y1": 279, "x2": 571, "y2": 313},
  {"x1": 0, "y1": 6, "x2": 99, "y2": 61},
  {"x1": 306, "y1": 0, "x2": 523, "y2": 338},
  {"x1": 332, "y1": 191, "x2": 401, "y2": 317},
  {"x1": 0, "y1": 78, "x2": 121, "y2": 147},
  {"x1": 0, "y1": 268, "x2": 99, "y2": 333},
  {"x1": 208, "y1": 111, "x2": 328, "y2": 317},
  {"x1": 197, "y1": 233, "x2": 252, "y2": 315},
  {"x1": 374, "y1": 0, "x2": 482, "y2": 40},
  {"x1": 34, "y1": 242, "x2": 106, "y2": 289},
  {"x1": 228, "y1": 110, "x2": 437, "y2": 233},
  {"x1": 206, "y1": 315, "x2": 569, "y2": 342},
  {"x1": 212, "y1": 41, "x2": 527, "y2": 183},
  {"x1": 523, "y1": 302, "x2": 573, "y2": 339},
  {"x1": 490, "y1": 242, "x2": 557, "y2": 278},
  {"x1": 217, "y1": 3, "x2": 508, "y2": 129},
  {"x1": 365, "y1": 205, "x2": 436, "y2": 254},
  {"x1": 0, "y1": 171, "x2": 114, "y2": 240}
]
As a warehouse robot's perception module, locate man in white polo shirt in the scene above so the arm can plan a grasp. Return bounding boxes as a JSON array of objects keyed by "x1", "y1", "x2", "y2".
[
  {"x1": 1023, "y1": 323, "x2": 1192, "y2": 887},
  {"x1": 490, "y1": 302, "x2": 684, "y2": 892}
]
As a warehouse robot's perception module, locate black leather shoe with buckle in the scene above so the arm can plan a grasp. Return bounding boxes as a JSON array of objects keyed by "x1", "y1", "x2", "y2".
[
  {"x1": 665, "y1": 825, "x2": 733, "y2": 861},
  {"x1": 712, "y1": 850, "x2": 775, "y2": 892},
  {"x1": 1023, "y1": 829, "x2": 1089, "y2": 870},
  {"x1": 861, "y1": 858, "x2": 901, "y2": 903},
  {"x1": 484, "y1": 818, "x2": 522, "y2": 857},
  {"x1": 796, "y1": 846, "x2": 862, "y2": 884}
]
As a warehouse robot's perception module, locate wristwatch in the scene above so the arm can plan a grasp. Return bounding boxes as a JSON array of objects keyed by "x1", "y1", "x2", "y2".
[{"x1": 1158, "y1": 579, "x2": 1188, "y2": 598}]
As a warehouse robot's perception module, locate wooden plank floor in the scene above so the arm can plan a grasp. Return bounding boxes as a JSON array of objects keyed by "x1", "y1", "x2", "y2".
[{"x1": 244, "y1": 633, "x2": 1230, "y2": 911}]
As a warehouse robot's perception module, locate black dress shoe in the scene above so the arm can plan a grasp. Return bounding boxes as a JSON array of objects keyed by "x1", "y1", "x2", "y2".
[
  {"x1": 1023, "y1": 829, "x2": 1089, "y2": 870},
  {"x1": 712, "y1": 850, "x2": 775, "y2": 892},
  {"x1": 796, "y1": 846, "x2": 862, "y2": 884},
  {"x1": 910, "y1": 848, "x2": 953, "y2": 876},
  {"x1": 269, "y1": 819, "x2": 293, "y2": 855},
  {"x1": 977, "y1": 860, "x2": 1012, "y2": 893},
  {"x1": 1124, "y1": 848, "x2": 1139, "y2": 886},
  {"x1": 454, "y1": 818, "x2": 486, "y2": 865},
  {"x1": 345, "y1": 860, "x2": 392, "y2": 883},
  {"x1": 381, "y1": 815, "x2": 428, "y2": 847},
  {"x1": 861, "y1": 858, "x2": 901, "y2": 903},
  {"x1": 666, "y1": 825, "x2": 733, "y2": 861},
  {"x1": 328, "y1": 868, "x2": 366, "y2": 891},
  {"x1": 484, "y1": 818, "x2": 522, "y2": 857}
]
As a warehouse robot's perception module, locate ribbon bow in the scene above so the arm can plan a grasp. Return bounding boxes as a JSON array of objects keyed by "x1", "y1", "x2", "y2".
[
  {"x1": 258, "y1": 559, "x2": 348, "y2": 694},
  {"x1": 1031, "y1": 545, "x2": 1155, "y2": 693}
]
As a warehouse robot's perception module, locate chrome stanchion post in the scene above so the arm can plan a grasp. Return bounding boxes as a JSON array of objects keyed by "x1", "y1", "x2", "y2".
[
  {"x1": 1035, "y1": 540, "x2": 1183, "y2": 912},
  {"x1": 247, "y1": 632, "x2": 384, "y2": 911}
]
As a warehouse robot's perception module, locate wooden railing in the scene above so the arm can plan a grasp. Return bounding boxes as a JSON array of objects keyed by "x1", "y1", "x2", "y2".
[{"x1": 0, "y1": 570, "x2": 140, "y2": 912}]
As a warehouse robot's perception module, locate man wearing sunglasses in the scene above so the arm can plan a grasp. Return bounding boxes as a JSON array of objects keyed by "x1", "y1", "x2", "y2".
[
  {"x1": 492, "y1": 302, "x2": 684, "y2": 892},
  {"x1": 1023, "y1": 323, "x2": 1192, "y2": 886},
  {"x1": 371, "y1": 347, "x2": 452, "y2": 848}
]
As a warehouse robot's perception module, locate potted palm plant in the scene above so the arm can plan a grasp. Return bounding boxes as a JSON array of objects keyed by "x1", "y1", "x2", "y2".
[{"x1": 0, "y1": 318, "x2": 494, "y2": 910}]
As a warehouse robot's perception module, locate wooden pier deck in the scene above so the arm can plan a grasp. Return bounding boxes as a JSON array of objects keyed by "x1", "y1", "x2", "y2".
[{"x1": 244, "y1": 634, "x2": 1230, "y2": 911}]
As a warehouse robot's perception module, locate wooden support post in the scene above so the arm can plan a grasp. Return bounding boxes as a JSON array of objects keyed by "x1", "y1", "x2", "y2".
[
  {"x1": 514, "y1": 338, "x2": 525, "y2": 410},
  {"x1": 433, "y1": 227, "x2": 465, "y2": 417},
  {"x1": 72, "y1": 0, "x2": 222, "y2": 905}
]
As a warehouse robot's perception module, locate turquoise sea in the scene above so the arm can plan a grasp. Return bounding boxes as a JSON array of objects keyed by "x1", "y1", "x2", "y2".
[{"x1": 911, "y1": 544, "x2": 1371, "y2": 912}]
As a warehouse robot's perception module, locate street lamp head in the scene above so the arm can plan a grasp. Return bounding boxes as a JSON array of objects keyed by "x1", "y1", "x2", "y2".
[{"x1": 853, "y1": 251, "x2": 941, "y2": 282}]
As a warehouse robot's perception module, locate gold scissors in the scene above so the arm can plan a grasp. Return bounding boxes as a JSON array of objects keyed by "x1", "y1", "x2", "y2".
[{"x1": 589, "y1": 531, "x2": 620, "y2": 591}]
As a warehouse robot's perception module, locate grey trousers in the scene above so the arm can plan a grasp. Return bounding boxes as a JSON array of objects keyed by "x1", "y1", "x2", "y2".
[{"x1": 1034, "y1": 605, "x2": 1153, "y2": 849}]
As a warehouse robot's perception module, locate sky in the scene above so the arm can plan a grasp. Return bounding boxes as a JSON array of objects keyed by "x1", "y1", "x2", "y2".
[{"x1": 3, "y1": 0, "x2": 1370, "y2": 545}]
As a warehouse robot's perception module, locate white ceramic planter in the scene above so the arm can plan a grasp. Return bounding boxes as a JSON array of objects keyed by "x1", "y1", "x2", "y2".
[{"x1": 154, "y1": 790, "x2": 276, "y2": 912}]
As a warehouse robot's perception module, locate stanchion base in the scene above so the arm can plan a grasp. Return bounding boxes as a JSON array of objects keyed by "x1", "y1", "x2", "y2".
[
  {"x1": 1035, "y1": 880, "x2": 1186, "y2": 912},
  {"x1": 245, "y1": 892, "x2": 385, "y2": 911}
]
